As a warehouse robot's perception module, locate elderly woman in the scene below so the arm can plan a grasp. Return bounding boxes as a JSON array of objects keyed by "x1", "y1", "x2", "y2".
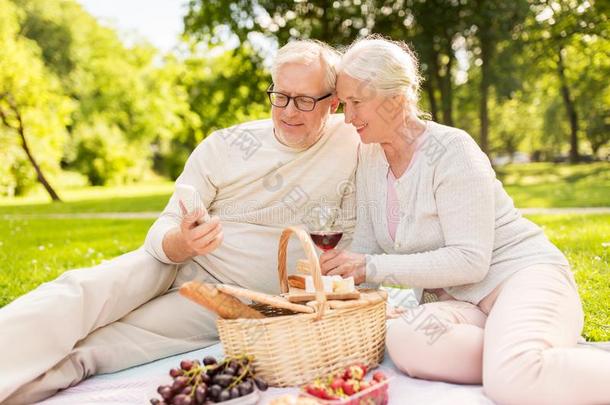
[{"x1": 320, "y1": 36, "x2": 610, "y2": 405}]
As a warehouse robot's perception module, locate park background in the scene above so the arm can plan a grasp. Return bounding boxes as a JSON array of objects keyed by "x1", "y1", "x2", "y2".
[{"x1": 0, "y1": 0, "x2": 608, "y2": 341}]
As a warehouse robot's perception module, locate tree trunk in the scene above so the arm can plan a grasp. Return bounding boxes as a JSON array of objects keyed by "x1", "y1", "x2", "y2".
[
  {"x1": 557, "y1": 46, "x2": 579, "y2": 163},
  {"x1": 440, "y1": 52, "x2": 454, "y2": 126},
  {"x1": 0, "y1": 94, "x2": 62, "y2": 201},
  {"x1": 479, "y1": 35, "x2": 491, "y2": 156},
  {"x1": 424, "y1": 64, "x2": 439, "y2": 121}
]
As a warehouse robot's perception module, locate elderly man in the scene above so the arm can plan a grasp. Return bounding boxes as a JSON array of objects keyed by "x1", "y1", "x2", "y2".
[{"x1": 0, "y1": 40, "x2": 360, "y2": 404}]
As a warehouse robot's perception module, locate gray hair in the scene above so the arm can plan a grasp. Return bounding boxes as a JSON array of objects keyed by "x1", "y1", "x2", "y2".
[
  {"x1": 271, "y1": 40, "x2": 341, "y2": 93},
  {"x1": 339, "y1": 35, "x2": 425, "y2": 116}
]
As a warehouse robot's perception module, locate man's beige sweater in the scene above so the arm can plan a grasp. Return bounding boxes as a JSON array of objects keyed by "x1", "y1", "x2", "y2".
[{"x1": 145, "y1": 114, "x2": 360, "y2": 294}]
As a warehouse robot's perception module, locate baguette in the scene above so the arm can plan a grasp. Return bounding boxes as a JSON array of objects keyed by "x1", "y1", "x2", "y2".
[{"x1": 179, "y1": 281, "x2": 265, "y2": 319}]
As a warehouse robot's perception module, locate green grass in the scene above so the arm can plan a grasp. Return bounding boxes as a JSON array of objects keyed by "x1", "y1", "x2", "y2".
[
  {"x1": 496, "y1": 162, "x2": 610, "y2": 208},
  {"x1": 0, "y1": 213, "x2": 608, "y2": 341},
  {"x1": 1, "y1": 163, "x2": 608, "y2": 215},
  {"x1": 0, "y1": 218, "x2": 154, "y2": 307},
  {"x1": 0, "y1": 162, "x2": 608, "y2": 340},
  {"x1": 528, "y1": 214, "x2": 610, "y2": 342},
  {"x1": 0, "y1": 181, "x2": 174, "y2": 215}
]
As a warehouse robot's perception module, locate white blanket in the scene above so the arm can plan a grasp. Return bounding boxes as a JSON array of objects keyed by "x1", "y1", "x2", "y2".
[
  {"x1": 37, "y1": 287, "x2": 495, "y2": 404},
  {"x1": 36, "y1": 342, "x2": 493, "y2": 404}
]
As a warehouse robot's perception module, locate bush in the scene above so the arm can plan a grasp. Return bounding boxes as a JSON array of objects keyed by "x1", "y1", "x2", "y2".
[{"x1": 67, "y1": 119, "x2": 151, "y2": 186}]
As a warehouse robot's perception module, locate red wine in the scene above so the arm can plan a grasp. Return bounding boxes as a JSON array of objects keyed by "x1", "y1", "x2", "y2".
[{"x1": 310, "y1": 231, "x2": 343, "y2": 251}]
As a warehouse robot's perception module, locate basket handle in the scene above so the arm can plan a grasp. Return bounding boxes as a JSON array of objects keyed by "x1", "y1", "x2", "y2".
[{"x1": 278, "y1": 226, "x2": 327, "y2": 320}]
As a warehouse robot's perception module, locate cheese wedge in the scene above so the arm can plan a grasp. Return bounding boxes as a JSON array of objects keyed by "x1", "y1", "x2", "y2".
[
  {"x1": 304, "y1": 275, "x2": 356, "y2": 293},
  {"x1": 332, "y1": 276, "x2": 355, "y2": 293},
  {"x1": 304, "y1": 275, "x2": 334, "y2": 293}
]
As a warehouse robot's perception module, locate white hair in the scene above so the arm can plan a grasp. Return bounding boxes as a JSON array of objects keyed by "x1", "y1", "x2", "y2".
[
  {"x1": 271, "y1": 40, "x2": 341, "y2": 93},
  {"x1": 339, "y1": 35, "x2": 425, "y2": 116}
]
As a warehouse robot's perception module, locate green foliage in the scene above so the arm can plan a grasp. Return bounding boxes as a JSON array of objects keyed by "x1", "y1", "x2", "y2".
[
  {"x1": 184, "y1": 0, "x2": 610, "y2": 160},
  {"x1": 2, "y1": 0, "x2": 608, "y2": 197},
  {"x1": 68, "y1": 119, "x2": 150, "y2": 186},
  {"x1": 0, "y1": 0, "x2": 73, "y2": 196},
  {"x1": 153, "y1": 46, "x2": 270, "y2": 179}
]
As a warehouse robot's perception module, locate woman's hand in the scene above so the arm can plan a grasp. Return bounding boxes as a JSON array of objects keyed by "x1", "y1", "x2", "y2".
[{"x1": 319, "y1": 249, "x2": 366, "y2": 284}]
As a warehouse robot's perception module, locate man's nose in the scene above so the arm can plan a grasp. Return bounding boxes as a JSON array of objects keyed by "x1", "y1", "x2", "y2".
[{"x1": 283, "y1": 99, "x2": 299, "y2": 116}]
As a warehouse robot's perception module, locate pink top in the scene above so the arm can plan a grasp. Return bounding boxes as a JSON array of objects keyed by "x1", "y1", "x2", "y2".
[
  {"x1": 386, "y1": 134, "x2": 424, "y2": 241},
  {"x1": 386, "y1": 148, "x2": 422, "y2": 240},
  {"x1": 386, "y1": 170, "x2": 400, "y2": 241},
  {"x1": 386, "y1": 129, "x2": 452, "y2": 300}
]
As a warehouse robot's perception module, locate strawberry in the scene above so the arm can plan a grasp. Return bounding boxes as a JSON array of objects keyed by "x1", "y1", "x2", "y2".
[
  {"x1": 359, "y1": 363, "x2": 368, "y2": 376},
  {"x1": 359, "y1": 381, "x2": 371, "y2": 392},
  {"x1": 342, "y1": 379, "x2": 359, "y2": 396},
  {"x1": 372, "y1": 370, "x2": 387, "y2": 383},
  {"x1": 330, "y1": 377, "x2": 345, "y2": 391},
  {"x1": 344, "y1": 365, "x2": 365, "y2": 381},
  {"x1": 305, "y1": 384, "x2": 325, "y2": 399},
  {"x1": 321, "y1": 387, "x2": 340, "y2": 400}
]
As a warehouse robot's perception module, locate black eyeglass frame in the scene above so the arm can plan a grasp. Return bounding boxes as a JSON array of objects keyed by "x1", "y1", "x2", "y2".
[{"x1": 266, "y1": 84, "x2": 332, "y2": 112}]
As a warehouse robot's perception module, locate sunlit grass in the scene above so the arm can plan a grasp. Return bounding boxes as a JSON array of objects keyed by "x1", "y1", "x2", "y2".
[
  {"x1": 528, "y1": 214, "x2": 610, "y2": 342},
  {"x1": 0, "y1": 181, "x2": 174, "y2": 214},
  {"x1": 497, "y1": 162, "x2": 610, "y2": 208},
  {"x1": 0, "y1": 213, "x2": 608, "y2": 341},
  {"x1": 0, "y1": 218, "x2": 154, "y2": 307},
  {"x1": 0, "y1": 163, "x2": 608, "y2": 340}
]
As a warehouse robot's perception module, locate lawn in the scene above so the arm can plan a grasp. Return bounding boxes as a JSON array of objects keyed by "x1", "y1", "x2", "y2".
[
  {"x1": 527, "y1": 214, "x2": 610, "y2": 342},
  {"x1": 0, "y1": 218, "x2": 154, "y2": 307},
  {"x1": 0, "y1": 181, "x2": 174, "y2": 215},
  {"x1": 0, "y1": 162, "x2": 608, "y2": 215},
  {"x1": 0, "y1": 162, "x2": 608, "y2": 341},
  {"x1": 496, "y1": 162, "x2": 610, "y2": 208},
  {"x1": 0, "y1": 213, "x2": 608, "y2": 341}
]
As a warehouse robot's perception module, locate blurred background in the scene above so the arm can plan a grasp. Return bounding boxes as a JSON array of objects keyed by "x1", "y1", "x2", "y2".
[
  {"x1": 0, "y1": 0, "x2": 608, "y2": 340},
  {"x1": 0, "y1": 0, "x2": 608, "y2": 197}
]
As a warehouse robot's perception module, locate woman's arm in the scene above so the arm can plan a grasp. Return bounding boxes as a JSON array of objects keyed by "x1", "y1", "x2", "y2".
[
  {"x1": 321, "y1": 135, "x2": 495, "y2": 289},
  {"x1": 366, "y1": 135, "x2": 495, "y2": 288}
]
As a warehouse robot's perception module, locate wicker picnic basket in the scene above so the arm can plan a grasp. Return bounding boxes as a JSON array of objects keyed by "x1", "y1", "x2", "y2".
[{"x1": 215, "y1": 226, "x2": 387, "y2": 387}]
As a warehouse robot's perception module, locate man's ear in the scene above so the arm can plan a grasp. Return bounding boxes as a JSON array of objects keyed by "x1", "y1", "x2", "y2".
[{"x1": 330, "y1": 95, "x2": 340, "y2": 113}]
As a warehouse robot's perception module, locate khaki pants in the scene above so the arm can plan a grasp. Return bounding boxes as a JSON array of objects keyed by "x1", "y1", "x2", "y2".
[
  {"x1": 387, "y1": 264, "x2": 610, "y2": 405},
  {"x1": 0, "y1": 248, "x2": 219, "y2": 404}
]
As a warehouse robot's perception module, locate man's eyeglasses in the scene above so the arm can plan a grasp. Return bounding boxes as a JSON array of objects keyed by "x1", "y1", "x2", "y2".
[{"x1": 266, "y1": 84, "x2": 332, "y2": 112}]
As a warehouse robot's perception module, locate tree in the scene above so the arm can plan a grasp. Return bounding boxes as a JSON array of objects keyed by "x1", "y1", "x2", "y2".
[
  {"x1": 153, "y1": 46, "x2": 271, "y2": 179},
  {"x1": 0, "y1": 0, "x2": 73, "y2": 199},
  {"x1": 462, "y1": 0, "x2": 529, "y2": 155},
  {"x1": 11, "y1": 0, "x2": 202, "y2": 185},
  {"x1": 0, "y1": 93, "x2": 61, "y2": 200},
  {"x1": 523, "y1": 0, "x2": 609, "y2": 162}
]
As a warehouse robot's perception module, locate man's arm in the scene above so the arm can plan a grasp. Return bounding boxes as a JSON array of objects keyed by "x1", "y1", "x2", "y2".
[
  {"x1": 161, "y1": 216, "x2": 223, "y2": 263},
  {"x1": 145, "y1": 134, "x2": 226, "y2": 264}
]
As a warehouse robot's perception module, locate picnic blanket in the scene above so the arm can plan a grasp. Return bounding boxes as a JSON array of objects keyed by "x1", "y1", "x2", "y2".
[
  {"x1": 35, "y1": 341, "x2": 493, "y2": 405},
  {"x1": 35, "y1": 287, "x2": 493, "y2": 404}
]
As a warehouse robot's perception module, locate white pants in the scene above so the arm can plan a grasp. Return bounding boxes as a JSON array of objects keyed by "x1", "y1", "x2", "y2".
[
  {"x1": 0, "y1": 248, "x2": 219, "y2": 404},
  {"x1": 387, "y1": 264, "x2": 610, "y2": 405}
]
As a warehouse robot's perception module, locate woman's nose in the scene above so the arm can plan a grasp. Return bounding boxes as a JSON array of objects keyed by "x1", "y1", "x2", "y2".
[{"x1": 344, "y1": 104, "x2": 354, "y2": 124}]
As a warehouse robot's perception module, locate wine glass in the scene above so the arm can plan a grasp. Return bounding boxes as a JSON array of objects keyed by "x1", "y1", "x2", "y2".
[{"x1": 304, "y1": 204, "x2": 343, "y2": 252}]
